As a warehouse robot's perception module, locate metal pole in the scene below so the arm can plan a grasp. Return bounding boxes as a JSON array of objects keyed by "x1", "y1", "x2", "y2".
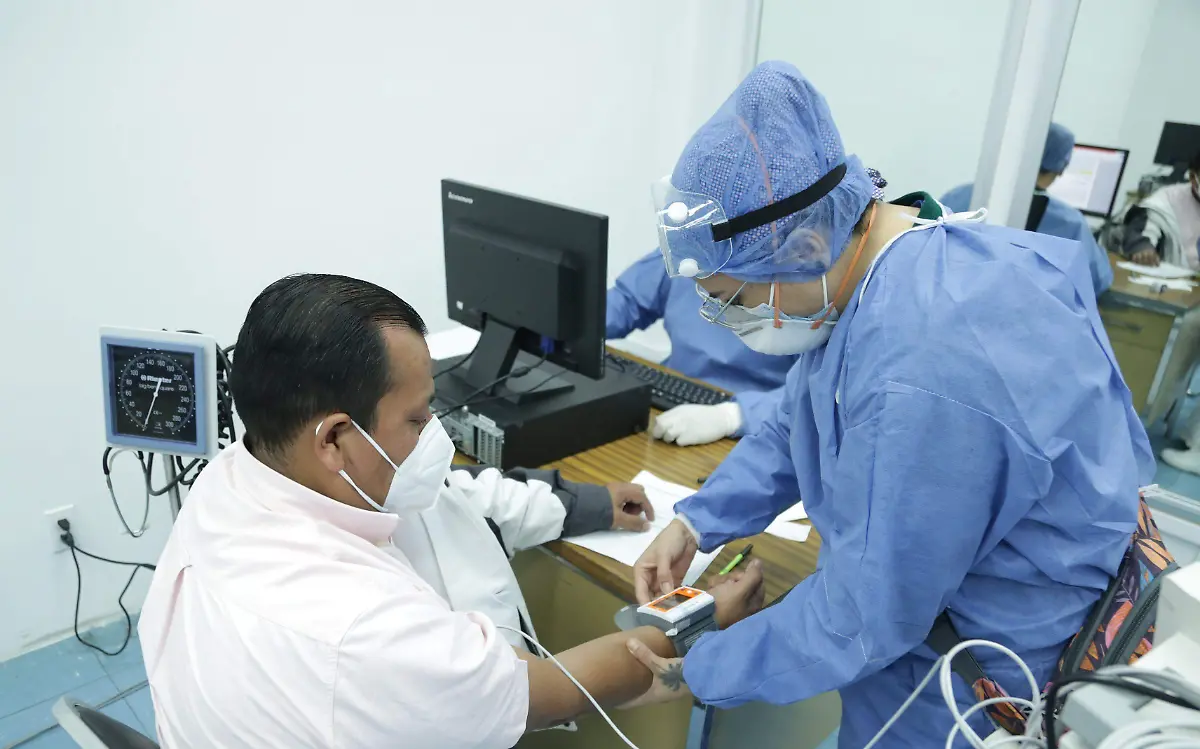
[
  {"x1": 971, "y1": 0, "x2": 1080, "y2": 228},
  {"x1": 165, "y1": 454, "x2": 182, "y2": 520}
]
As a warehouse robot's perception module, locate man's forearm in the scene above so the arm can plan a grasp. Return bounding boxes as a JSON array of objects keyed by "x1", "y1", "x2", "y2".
[{"x1": 522, "y1": 626, "x2": 675, "y2": 730}]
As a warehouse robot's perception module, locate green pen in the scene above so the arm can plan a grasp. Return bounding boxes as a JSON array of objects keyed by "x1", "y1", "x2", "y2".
[{"x1": 718, "y1": 544, "x2": 753, "y2": 575}]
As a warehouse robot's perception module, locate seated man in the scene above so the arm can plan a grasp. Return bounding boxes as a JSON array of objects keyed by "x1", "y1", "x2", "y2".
[
  {"x1": 1116, "y1": 149, "x2": 1200, "y2": 269},
  {"x1": 607, "y1": 251, "x2": 798, "y2": 446},
  {"x1": 138, "y1": 273, "x2": 762, "y2": 748},
  {"x1": 942, "y1": 122, "x2": 1113, "y2": 298},
  {"x1": 1132, "y1": 150, "x2": 1200, "y2": 474}
]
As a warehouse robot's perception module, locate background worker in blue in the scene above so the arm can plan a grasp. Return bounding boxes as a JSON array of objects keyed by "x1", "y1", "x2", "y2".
[
  {"x1": 606, "y1": 256, "x2": 796, "y2": 445},
  {"x1": 624, "y1": 62, "x2": 1155, "y2": 748},
  {"x1": 942, "y1": 122, "x2": 1114, "y2": 297}
]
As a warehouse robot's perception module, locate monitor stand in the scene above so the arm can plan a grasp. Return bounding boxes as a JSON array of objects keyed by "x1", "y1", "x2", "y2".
[{"x1": 458, "y1": 319, "x2": 573, "y2": 405}]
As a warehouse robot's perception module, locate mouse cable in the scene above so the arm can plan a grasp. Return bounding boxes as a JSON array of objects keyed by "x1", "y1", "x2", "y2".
[{"x1": 434, "y1": 351, "x2": 550, "y2": 418}]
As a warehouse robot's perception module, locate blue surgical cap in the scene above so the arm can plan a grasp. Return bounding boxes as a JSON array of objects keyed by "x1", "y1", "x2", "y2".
[
  {"x1": 1042, "y1": 123, "x2": 1075, "y2": 174},
  {"x1": 669, "y1": 61, "x2": 873, "y2": 282}
]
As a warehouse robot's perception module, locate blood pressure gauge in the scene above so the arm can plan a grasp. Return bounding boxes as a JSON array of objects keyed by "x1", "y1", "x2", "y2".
[
  {"x1": 100, "y1": 327, "x2": 219, "y2": 458},
  {"x1": 615, "y1": 586, "x2": 718, "y2": 656}
]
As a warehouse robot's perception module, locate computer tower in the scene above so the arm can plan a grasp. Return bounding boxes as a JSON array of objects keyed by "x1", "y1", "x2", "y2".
[{"x1": 435, "y1": 354, "x2": 650, "y2": 469}]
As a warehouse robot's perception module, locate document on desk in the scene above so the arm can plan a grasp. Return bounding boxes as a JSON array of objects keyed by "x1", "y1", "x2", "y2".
[
  {"x1": 764, "y1": 518, "x2": 812, "y2": 543},
  {"x1": 757, "y1": 500, "x2": 811, "y2": 541},
  {"x1": 563, "y1": 471, "x2": 722, "y2": 586},
  {"x1": 426, "y1": 325, "x2": 481, "y2": 361},
  {"x1": 1129, "y1": 274, "x2": 1195, "y2": 292},
  {"x1": 1116, "y1": 260, "x2": 1196, "y2": 280}
]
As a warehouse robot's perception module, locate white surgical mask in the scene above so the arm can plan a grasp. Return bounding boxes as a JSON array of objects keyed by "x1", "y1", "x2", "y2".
[
  {"x1": 319, "y1": 415, "x2": 454, "y2": 514},
  {"x1": 728, "y1": 277, "x2": 837, "y2": 356}
]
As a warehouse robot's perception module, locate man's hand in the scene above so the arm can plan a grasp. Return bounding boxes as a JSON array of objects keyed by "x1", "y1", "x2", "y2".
[
  {"x1": 1132, "y1": 247, "x2": 1160, "y2": 267},
  {"x1": 619, "y1": 640, "x2": 692, "y2": 710},
  {"x1": 633, "y1": 518, "x2": 699, "y2": 603},
  {"x1": 709, "y1": 558, "x2": 765, "y2": 629},
  {"x1": 608, "y1": 483, "x2": 655, "y2": 532}
]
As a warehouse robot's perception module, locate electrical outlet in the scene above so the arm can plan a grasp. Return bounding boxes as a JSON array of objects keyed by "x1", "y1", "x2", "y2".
[{"x1": 45, "y1": 504, "x2": 75, "y2": 554}]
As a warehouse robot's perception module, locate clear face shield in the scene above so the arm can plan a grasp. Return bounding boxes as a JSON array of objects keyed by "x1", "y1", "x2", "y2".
[
  {"x1": 652, "y1": 163, "x2": 848, "y2": 280},
  {"x1": 652, "y1": 178, "x2": 733, "y2": 279}
]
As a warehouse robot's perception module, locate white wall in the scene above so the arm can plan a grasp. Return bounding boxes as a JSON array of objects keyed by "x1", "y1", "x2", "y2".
[
  {"x1": 0, "y1": 0, "x2": 759, "y2": 660},
  {"x1": 756, "y1": 0, "x2": 1010, "y2": 199},
  {"x1": 1053, "y1": 0, "x2": 1199, "y2": 202},
  {"x1": 1114, "y1": 0, "x2": 1200, "y2": 197},
  {"x1": 1053, "y1": 0, "x2": 1159, "y2": 147}
]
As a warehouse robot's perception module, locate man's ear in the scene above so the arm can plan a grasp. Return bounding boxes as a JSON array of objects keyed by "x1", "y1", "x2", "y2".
[{"x1": 312, "y1": 413, "x2": 353, "y2": 474}]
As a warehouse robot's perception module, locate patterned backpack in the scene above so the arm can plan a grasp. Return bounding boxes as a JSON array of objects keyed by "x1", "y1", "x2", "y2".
[{"x1": 926, "y1": 491, "x2": 1178, "y2": 735}]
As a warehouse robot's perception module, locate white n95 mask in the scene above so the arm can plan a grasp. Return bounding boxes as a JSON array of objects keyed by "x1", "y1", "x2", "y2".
[
  {"x1": 713, "y1": 278, "x2": 837, "y2": 356},
  {"x1": 322, "y1": 415, "x2": 454, "y2": 514}
]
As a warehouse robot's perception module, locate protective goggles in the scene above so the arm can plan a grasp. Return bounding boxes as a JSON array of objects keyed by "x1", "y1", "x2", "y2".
[
  {"x1": 695, "y1": 281, "x2": 759, "y2": 328},
  {"x1": 694, "y1": 278, "x2": 834, "y2": 330},
  {"x1": 653, "y1": 163, "x2": 847, "y2": 279}
]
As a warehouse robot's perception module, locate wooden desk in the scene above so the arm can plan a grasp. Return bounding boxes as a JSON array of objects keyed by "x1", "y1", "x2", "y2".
[
  {"x1": 1100, "y1": 254, "x2": 1200, "y2": 426},
  {"x1": 454, "y1": 351, "x2": 831, "y2": 749},
  {"x1": 540, "y1": 427, "x2": 819, "y2": 607}
]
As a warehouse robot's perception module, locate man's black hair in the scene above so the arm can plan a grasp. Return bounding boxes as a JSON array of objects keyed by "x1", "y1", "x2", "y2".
[
  {"x1": 229, "y1": 273, "x2": 427, "y2": 459},
  {"x1": 1190, "y1": 149, "x2": 1200, "y2": 176}
]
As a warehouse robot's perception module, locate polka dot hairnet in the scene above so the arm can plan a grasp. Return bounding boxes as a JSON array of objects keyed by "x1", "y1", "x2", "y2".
[{"x1": 668, "y1": 61, "x2": 873, "y2": 282}]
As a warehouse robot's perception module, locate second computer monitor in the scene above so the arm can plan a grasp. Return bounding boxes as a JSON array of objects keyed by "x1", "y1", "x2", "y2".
[
  {"x1": 1044, "y1": 143, "x2": 1129, "y2": 218},
  {"x1": 1154, "y1": 122, "x2": 1200, "y2": 171}
]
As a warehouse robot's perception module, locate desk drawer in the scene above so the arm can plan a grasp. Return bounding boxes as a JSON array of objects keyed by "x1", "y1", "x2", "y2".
[{"x1": 1099, "y1": 303, "x2": 1173, "y2": 348}]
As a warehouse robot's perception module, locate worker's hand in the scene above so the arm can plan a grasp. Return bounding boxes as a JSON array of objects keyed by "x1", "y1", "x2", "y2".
[
  {"x1": 634, "y1": 518, "x2": 699, "y2": 603},
  {"x1": 1132, "y1": 247, "x2": 1161, "y2": 267},
  {"x1": 608, "y1": 482, "x2": 655, "y2": 532},
  {"x1": 651, "y1": 402, "x2": 742, "y2": 447},
  {"x1": 709, "y1": 558, "x2": 765, "y2": 629},
  {"x1": 619, "y1": 641, "x2": 692, "y2": 710}
]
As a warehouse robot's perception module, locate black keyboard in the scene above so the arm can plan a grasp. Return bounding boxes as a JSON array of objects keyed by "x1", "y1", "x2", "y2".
[{"x1": 607, "y1": 353, "x2": 732, "y2": 412}]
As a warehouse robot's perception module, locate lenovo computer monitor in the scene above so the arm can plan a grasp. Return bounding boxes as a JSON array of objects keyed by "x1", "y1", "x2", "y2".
[
  {"x1": 440, "y1": 180, "x2": 607, "y2": 399},
  {"x1": 1044, "y1": 144, "x2": 1129, "y2": 218}
]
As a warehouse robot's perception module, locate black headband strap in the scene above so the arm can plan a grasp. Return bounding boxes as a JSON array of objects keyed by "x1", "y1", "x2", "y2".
[{"x1": 709, "y1": 163, "x2": 847, "y2": 243}]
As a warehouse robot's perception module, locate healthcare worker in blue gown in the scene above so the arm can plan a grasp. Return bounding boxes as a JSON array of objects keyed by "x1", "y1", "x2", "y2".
[
  {"x1": 624, "y1": 62, "x2": 1155, "y2": 748},
  {"x1": 942, "y1": 122, "x2": 1114, "y2": 298},
  {"x1": 606, "y1": 255, "x2": 796, "y2": 446},
  {"x1": 607, "y1": 168, "x2": 889, "y2": 448}
]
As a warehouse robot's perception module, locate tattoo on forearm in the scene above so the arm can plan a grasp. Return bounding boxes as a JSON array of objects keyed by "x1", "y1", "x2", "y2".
[{"x1": 658, "y1": 661, "x2": 686, "y2": 692}]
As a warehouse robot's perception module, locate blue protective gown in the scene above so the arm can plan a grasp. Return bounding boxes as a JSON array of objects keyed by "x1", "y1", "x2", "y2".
[
  {"x1": 606, "y1": 250, "x2": 798, "y2": 434},
  {"x1": 675, "y1": 206, "x2": 1155, "y2": 748},
  {"x1": 941, "y1": 183, "x2": 1113, "y2": 296}
]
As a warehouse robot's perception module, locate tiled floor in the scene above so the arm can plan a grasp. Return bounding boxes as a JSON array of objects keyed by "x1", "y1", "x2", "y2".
[{"x1": 0, "y1": 617, "x2": 155, "y2": 748}]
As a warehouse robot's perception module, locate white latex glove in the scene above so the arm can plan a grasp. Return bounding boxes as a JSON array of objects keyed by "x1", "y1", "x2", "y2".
[{"x1": 650, "y1": 402, "x2": 742, "y2": 446}]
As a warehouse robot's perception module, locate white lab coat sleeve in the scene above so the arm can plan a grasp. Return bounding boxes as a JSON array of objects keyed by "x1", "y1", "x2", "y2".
[
  {"x1": 448, "y1": 466, "x2": 612, "y2": 552},
  {"x1": 334, "y1": 596, "x2": 529, "y2": 749}
]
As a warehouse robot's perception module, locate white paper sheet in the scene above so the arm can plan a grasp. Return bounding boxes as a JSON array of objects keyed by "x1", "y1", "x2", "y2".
[
  {"x1": 1129, "y1": 275, "x2": 1195, "y2": 292},
  {"x1": 776, "y1": 501, "x2": 807, "y2": 522},
  {"x1": 1117, "y1": 261, "x2": 1196, "y2": 280},
  {"x1": 764, "y1": 519, "x2": 812, "y2": 543},
  {"x1": 563, "y1": 471, "x2": 722, "y2": 586},
  {"x1": 426, "y1": 325, "x2": 481, "y2": 361}
]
